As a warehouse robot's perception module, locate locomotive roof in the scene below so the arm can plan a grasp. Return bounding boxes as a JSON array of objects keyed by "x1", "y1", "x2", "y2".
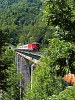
[{"x1": 32, "y1": 42, "x2": 39, "y2": 44}]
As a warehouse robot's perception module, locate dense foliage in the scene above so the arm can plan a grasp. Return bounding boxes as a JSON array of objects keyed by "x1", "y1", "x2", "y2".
[
  {"x1": 43, "y1": 0, "x2": 75, "y2": 42},
  {"x1": 0, "y1": 47, "x2": 20, "y2": 99},
  {"x1": 47, "y1": 86, "x2": 75, "y2": 100},
  {"x1": 0, "y1": 0, "x2": 43, "y2": 45}
]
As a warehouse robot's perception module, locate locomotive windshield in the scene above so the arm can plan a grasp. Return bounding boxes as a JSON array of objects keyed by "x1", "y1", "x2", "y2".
[{"x1": 32, "y1": 44, "x2": 39, "y2": 46}]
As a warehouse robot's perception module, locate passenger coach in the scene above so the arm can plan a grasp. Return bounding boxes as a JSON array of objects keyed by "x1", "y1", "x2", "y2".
[{"x1": 17, "y1": 42, "x2": 40, "y2": 51}]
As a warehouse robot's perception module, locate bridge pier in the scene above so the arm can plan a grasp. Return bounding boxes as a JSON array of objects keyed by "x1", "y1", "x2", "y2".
[
  {"x1": 31, "y1": 64, "x2": 36, "y2": 90},
  {"x1": 15, "y1": 53, "x2": 31, "y2": 100},
  {"x1": 15, "y1": 51, "x2": 41, "y2": 99}
]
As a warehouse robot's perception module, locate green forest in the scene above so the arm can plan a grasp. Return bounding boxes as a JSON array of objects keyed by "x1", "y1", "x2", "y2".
[{"x1": 0, "y1": 0, "x2": 75, "y2": 100}]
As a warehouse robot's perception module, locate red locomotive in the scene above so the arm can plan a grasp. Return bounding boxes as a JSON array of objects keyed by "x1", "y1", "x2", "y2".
[{"x1": 17, "y1": 42, "x2": 40, "y2": 51}]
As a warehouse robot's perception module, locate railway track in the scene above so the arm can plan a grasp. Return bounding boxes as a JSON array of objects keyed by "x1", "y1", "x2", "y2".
[{"x1": 15, "y1": 49, "x2": 42, "y2": 56}]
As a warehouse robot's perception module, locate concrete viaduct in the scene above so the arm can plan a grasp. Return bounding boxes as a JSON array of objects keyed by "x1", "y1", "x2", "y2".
[{"x1": 15, "y1": 50, "x2": 41, "y2": 100}]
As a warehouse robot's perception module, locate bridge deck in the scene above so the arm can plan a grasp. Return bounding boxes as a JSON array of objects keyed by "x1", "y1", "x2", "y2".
[{"x1": 16, "y1": 50, "x2": 42, "y2": 63}]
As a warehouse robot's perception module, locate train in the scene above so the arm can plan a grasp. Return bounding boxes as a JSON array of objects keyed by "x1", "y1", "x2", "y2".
[{"x1": 16, "y1": 42, "x2": 40, "y2": 51}]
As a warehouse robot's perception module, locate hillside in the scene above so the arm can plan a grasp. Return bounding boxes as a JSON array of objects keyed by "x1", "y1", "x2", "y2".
[{"x1": 0, "y1": 0, "x2": 43, "y2": 45}]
